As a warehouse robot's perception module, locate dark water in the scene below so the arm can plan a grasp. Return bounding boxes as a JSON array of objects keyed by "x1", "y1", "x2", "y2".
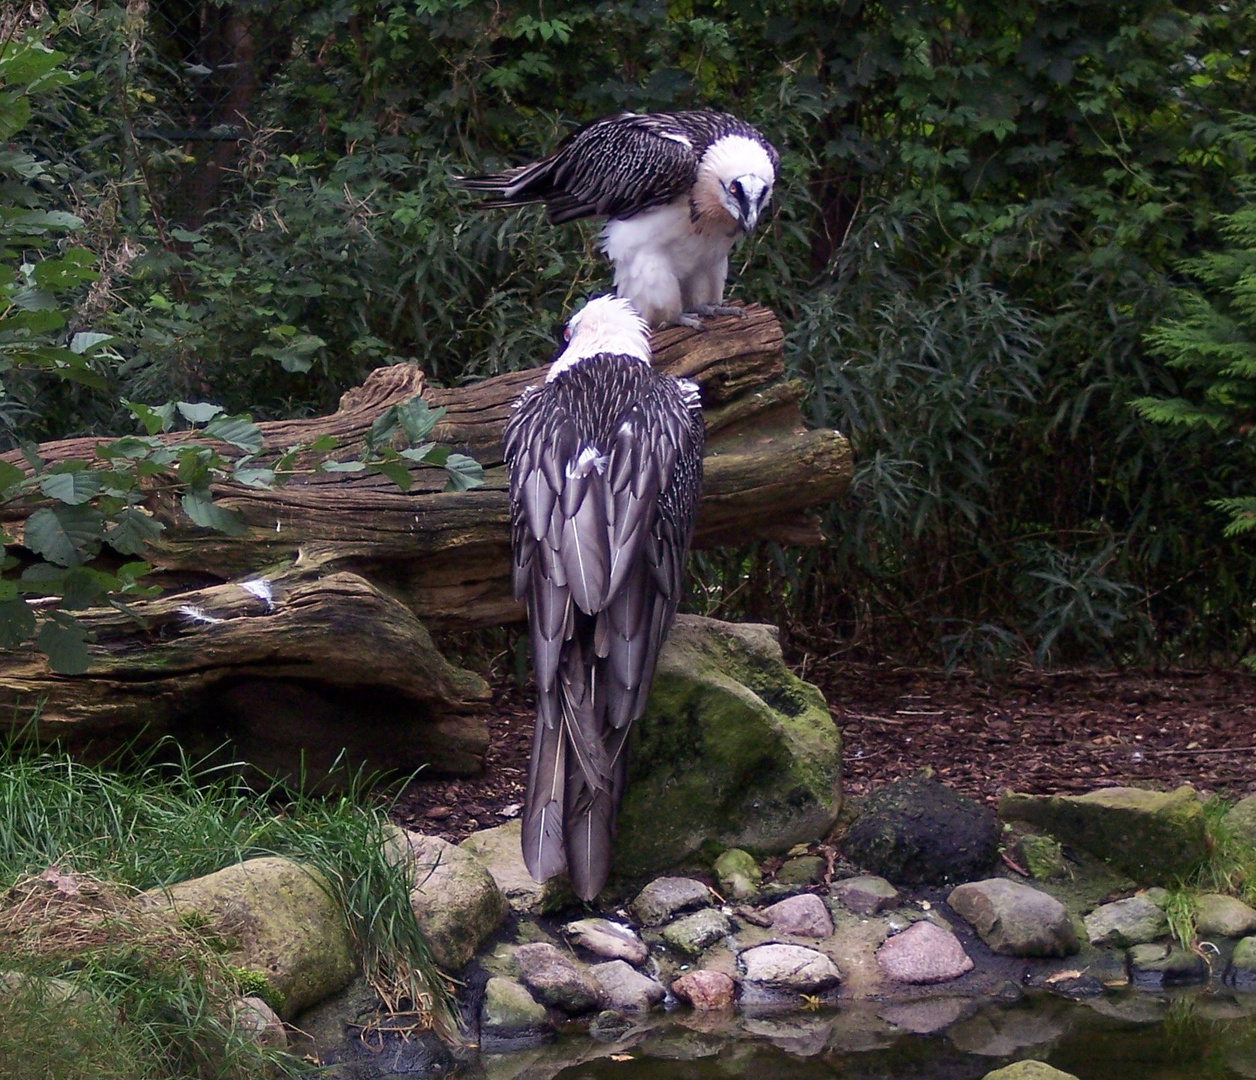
[{"x1": 475, "y1": 991, "x2": 1256, "y2": 1080}]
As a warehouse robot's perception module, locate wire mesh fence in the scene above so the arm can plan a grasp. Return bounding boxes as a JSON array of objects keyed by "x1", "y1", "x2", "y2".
[{"x1": 99, "y1": 0, "x2": 268, "y2": 229}]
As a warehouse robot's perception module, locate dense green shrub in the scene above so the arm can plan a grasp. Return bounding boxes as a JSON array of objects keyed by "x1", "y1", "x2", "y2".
[{"x1": 8, "y1": 0, "x2": 1256, "y2": 665}]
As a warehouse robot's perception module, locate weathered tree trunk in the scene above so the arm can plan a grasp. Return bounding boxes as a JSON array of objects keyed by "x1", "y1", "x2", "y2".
[{"x1": 0, "y1": 307, "x2": 851, "y2": 777}]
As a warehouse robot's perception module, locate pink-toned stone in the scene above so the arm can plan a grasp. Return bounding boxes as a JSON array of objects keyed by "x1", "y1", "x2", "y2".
[
  {"x1": 762, "y1": 893, "x2": 834, "y2": 938},
  {"x1": 671, "y1": 969, "x2": 736, "y2": 1010},
  {"x1": 876, "y1": 920, "x2": 973, "y2": 985},
  {"x1": 832, "y1": 874, "x2": 899, "y2": 915}
]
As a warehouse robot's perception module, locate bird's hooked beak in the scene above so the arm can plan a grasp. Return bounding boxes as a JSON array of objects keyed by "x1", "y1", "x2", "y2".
[{"x1": 729, "y1": 175, "x2": 770, "y2": 234}]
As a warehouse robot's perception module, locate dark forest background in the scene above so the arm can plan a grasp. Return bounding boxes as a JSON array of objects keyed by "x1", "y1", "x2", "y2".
[{"x1": 4, "y1": 0, "x2": 1256, "y2": 671}]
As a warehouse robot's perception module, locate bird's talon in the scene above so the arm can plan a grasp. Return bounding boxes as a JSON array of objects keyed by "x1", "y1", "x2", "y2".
[
  {"x1": 684, "y1": 304, "x2": 745, "y2": 322},
  {"x1": 676, "y1": 313, "x2": 704, "y2": 329}
]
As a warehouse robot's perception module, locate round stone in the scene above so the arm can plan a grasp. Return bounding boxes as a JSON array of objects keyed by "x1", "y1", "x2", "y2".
[
  {"x1": 671, "y1": 969, "x2": 736, "y2": 1010},
  {"x1": 762, "y1": 893, "x2": 834, "y2": 938},
  {"x1": 737, "y1": 943, "x2": 841, "y2": 992},
  {"x1": 876, "y1": 920, "x2": 974, "y2": 984}
]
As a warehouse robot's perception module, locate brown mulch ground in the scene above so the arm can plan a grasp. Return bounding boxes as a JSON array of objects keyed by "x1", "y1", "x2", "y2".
[{"x1": 391, "y1": 661, "x2": 1256, "y2": 844}]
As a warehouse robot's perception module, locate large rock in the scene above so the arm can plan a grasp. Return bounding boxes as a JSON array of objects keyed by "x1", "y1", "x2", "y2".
[
  {"x1": 480, "y1": 976, "x2": 549, "y2": 1039},
  {"x1": 671, "y1": 969, "x2": 736, "y2": 1010},
  {"x1": 514, "y1": 943, "x2": 603, "y2": 1014},
  {"x1": 630, "y1": 876, "x2": 712, "y2": 925},
  {"x1": 588, "y1": 960, "x2": 666, "y2": 1012},
  {"x1": 1128, "y1": 942, "x2": 1208, "y2": 989},
  {"x1": 982, "y1": 1063, "x2": 1081, "y2": 1080},
  {"x1": 662, "y1": 908, "x2": 733, "y2": 956},
  {"x1": 145, "y1": 856, "x2": 356, "y2": 1020},
  {"x1": 1226, "y1": 935, "x2": 1256, "y2": 991},
  {"x1": 999, "y1": 785, "x2": 1208, "y2": 885},
  {"x1": 404, "y1": 833, "x2": 507, "y2": 970},
  {"x1": 563, "y1": 918, "x2": 648, "y2": 965},
  {"x1": 1084, "y1": 895, "x2": 1168, "y2": 947},
  {"x1": 458, "y1": 821, "x2": 572, "y2": 916},
  {"x1": 738, "y1": 943, "x2": 842, "y2": 993},
  {"x1": 1196, "y1": 893, "x2": 1256, "y2": 939},
  {"x1": 1224, "y1": 794, "x2": 1256, "y2": 845},
  {"x1": 947, "y1": 879, "x2": 1079, "y2": 958},
  {"x1": 843, "y1": 777, "x2": 1000, "y2": 887},
  {"x1": 762, "y1": 894, "x2": 833, "y2": 938},
  {"x1": 614, "y1": 616, "x2": 841, "y2": 877},
  {"x1": 832, "y1": 874, "x2": 900, "y2": 915},
  {"x1": 876, "y1": 920, "x2": 973, "y2": 984}
]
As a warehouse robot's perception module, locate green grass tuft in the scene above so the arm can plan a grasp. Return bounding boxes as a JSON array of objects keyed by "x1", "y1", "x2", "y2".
[{"x1": 0, "y1": 734, "x2": 458, "y2": 1077}]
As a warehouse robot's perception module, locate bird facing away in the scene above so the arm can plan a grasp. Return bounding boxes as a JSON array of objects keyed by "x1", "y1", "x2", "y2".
[
  {"x1": 504, "y1": 295, "x2": 705, "y2": 900},
  {"x1": 459, "y1": 110, "x2": 779, "y2": 328}
]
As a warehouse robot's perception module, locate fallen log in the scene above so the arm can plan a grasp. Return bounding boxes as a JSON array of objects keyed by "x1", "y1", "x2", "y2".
[{"x1": 0, "y1": 306, "x2": 852, "y2": 776}]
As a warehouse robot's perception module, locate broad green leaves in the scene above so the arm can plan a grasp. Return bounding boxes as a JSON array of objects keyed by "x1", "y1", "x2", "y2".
[{"x1": 345, "y1": 394, "x2": 484, "y2": 492}]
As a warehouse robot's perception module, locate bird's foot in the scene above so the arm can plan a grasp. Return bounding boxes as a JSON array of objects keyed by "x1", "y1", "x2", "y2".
[
  {"x1": 661, "y1": 305, "x2": 745, "y2": 330},
  {"x1": 687, "y1": 303, "x2": 746, "y2": 320}
]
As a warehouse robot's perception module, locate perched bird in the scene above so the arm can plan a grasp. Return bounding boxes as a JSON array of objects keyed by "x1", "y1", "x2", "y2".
[
  {"x1": 504, "y1": 295, "x2": 704, "y2": 900},
  {"x1": 459, "y1": 110, "x2": 779, "y2": 328}
]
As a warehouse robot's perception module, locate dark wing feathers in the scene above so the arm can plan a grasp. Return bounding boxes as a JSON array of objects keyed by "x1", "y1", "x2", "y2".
[
  {"x1": 459, "y1": 110, "x2": 771, "y2": 224},
  {"x1": 505, "y1": 356, "x2": 703, "y2": 899}
]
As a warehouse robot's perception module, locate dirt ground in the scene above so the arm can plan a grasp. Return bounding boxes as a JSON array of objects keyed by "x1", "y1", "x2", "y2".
[{"x1": 390, "y1": 660, "x2": 1256, "y2": 845}]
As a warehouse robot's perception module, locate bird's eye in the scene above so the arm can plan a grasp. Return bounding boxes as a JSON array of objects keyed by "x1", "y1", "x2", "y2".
[
  {"x1": 729, "y1": 180, "x2": 742, "y2": 198},
  {"x1": 563, "y1": 326, "x2": 572, "y2": 342}
]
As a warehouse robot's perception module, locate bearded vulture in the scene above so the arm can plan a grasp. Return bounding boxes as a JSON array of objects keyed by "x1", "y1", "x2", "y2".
[
  {"x1": 504, "y1": 295, "x2": 704, "y2": 900},
  {"x1": 459, "y1": 110, "x2": 779, "y2": 328}
]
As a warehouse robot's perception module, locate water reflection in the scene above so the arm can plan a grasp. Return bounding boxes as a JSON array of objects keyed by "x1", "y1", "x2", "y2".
[{"x1": 473, "y1": 991, "x2": 1256, "y2": 1080}]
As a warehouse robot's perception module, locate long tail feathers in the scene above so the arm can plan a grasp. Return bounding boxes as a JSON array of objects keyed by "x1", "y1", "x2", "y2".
[{"x1": 521, "y1": 694, "x2": 567, "y2": 885}]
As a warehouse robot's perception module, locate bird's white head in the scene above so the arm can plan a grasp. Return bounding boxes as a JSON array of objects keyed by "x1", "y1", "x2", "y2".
[
  {"x1": 697, "y1": 134, "x2": 776, "y2": 235},
  {"x1": 547, "y1": 295, "x2": 651, "y2": 381}
]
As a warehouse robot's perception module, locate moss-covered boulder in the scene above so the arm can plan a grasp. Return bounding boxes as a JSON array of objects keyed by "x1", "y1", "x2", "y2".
[
  {"x1": 843, "y1": 777, "x2": 999, "y2": 887},
  {"x1": 614, "y1": 616, "x2": 841, "y2": 878},
  {"x1": 1015, "y1": 835, "x2": 1067, "y2": 881},
  {"x1": 714, "y1": 848, "x2": 762, "y2": 899},
  {"x1": 404, "y1": 833, "x2": 507, "y2": 970},
  {"x1": 459, "y1": 821, "x2": 573, "y2": 916},
  {"x1": 999, "y1": 785, "x2": 1208, "y2": 885},
  {"x1": 1224, "y1": 794, "x2": 1256, "y2": 845},
  {"x1": 144, "y1": 856, "x2": 356, "y2": 1021},
  {"x1": 982, "y1": 1064, "x2": 1080, "y2": 1080}
]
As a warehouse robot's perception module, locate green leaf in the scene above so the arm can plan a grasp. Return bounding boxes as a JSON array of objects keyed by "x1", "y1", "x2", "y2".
[
  {"x1": 36, "y1": 617, "x2": 90, "y2": 675},
  {"x1": 308, "y1": 434, "x2": 339, "y2": 452},
  {"x1": 39, "y1": 467, "x2": 102, "y2": 506},
  {"x1": 0, "y1": 42, "x2": 66, "y2": 87},
  {"x1": 181, "y1": 492, "x2": 248, "y2": 536},
  {"x1": 177, "y1": 401, "x2": 225, "y2": 425},
  {"x1": 61, "y1": 567, "x2": 110, "y2": 610},
  {"x1": 0, "y1": 459, "x2": 25, "y2": 491},
  {"x1": 0, "y1": 597, "x2": 35, "y2": 648},
  {"x1": 397, "y1": 397, "x2": 444, "y2": 443},
  {"x1": 232, "y1": 465, "x2": 275, "y2": 488},
  {"x1": 125, "y1": 400, "x2": 175, "y2": 435},
  {"x1": 24, "y1": 505, "x2": 104, "y2": 567},
  {"x1": 69, "y1": 331, "x2": 115, "y2": 354},
  {"x1": 205, "y1": 414, "x2": 264, "y2": 454},
  {"x1": 0, "y1": 95, "x2": 31, "y2": 141},
  {"x1": 443, "y1": 453, "x2": 485, "y2": 492},
  {"x1": 400, "y1": 443, "x2": 434, "y2": 464},
  {"x1": 104, "y1": 509, "x2": 165, "y2": 555},
  {"x1": 368, "y1": 406, "x2": 399, "y2": 449},
  {"x1": 320, "y1": 460, "x2": 367, "y2": 473},
  {"x1": 375, "y1": 459, "x2": 412, "y2": 491},
  {"x1": 424, "y1": 444, "x2": 450, "y2": 467}
]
